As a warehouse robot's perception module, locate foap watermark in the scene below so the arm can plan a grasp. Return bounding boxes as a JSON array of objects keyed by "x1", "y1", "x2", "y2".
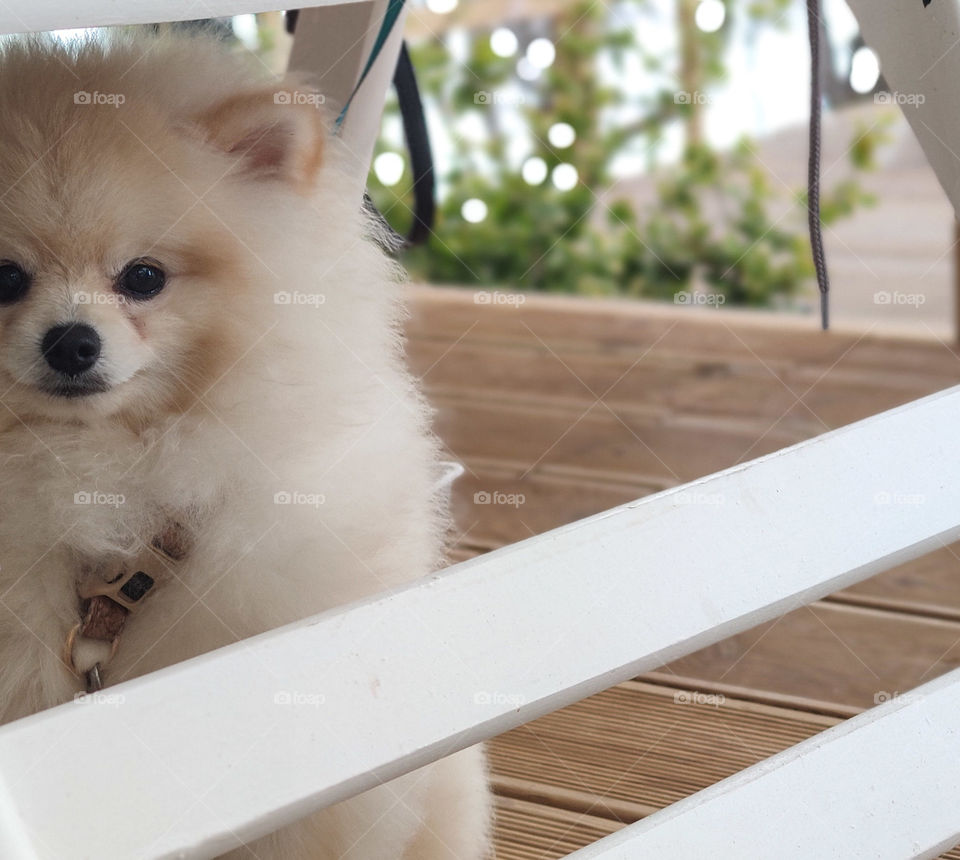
[
  {"x1": 474, "y1": 490, "x2": 525, "y2": 508},
  {"x1": 74, "y1": 490, "x2": 125, "y2": 508},
  {"x1": 474, "y1": 290, "x2": 525, "y2": 307},
  {"x1": 474, "y1": 690, "x2": 526, "y2": 707},
  {"x1": 874, "y1": 91, "x2": 926, "y2": 107},
  {"x1": 874, "y1": 690, "x2": 924, "y2": 706},
  {"x1": 274, "y1": 290, "x2": 326, "y2": 307},
  {"x1": 473, "y1": 90, "x2": 525, "y2": 107},
  {"x1": 74, "y1": 291, "x2": 127, "y2": 306},
  {"x1": 273, "y1": 690, "x2": 326, "y2": 707},
  {"x1": 73, "y1": 690, "x2": 126, "y2": 706},
  {"x1": 873, "y1": 491, "x2": 925, "y2": 506},
  {"x1": 273, "y1": 90, "x2": 326, "y2": 109},
  {"x1": 674, "y1": 490, "x2": 725, "y2": 506},
  {"x1": 274, "y1": 490, "x2": 326, "y2": 508},
  {"x1": 675, "y1": 290, "x2": 725, "y2": 307},
  {"x1": 674, "y1": 690, "x2": 726, "y2": 708},
  {"x1": 74, "y1": 90, "x2": 125, "y2": 108},
  {"x1": 874, "y1": 290, "x2": 925, "y2": 307},
  {"x1": 674, "y1": 90, "x2": 712, "y2": 105}
]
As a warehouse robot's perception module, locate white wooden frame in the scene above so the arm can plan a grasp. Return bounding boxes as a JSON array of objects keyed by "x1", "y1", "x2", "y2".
[
  {"x1": 289, "y1": 2, "x2": 406, "y2": 190},
  {"x1": 0, "y1": 2, "x2": 355, "y2": 35},
  {"x1": 844, "y1": 0, "x2": 960, "y2": 217},
  {"x1": 1, "y1": 384, "x2": 960, "y2": 857}
]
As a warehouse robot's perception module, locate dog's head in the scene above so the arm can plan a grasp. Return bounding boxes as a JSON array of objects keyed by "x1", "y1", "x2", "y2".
[{"x1": 0, "y1": 36, "x2": 327, "y2": 425}]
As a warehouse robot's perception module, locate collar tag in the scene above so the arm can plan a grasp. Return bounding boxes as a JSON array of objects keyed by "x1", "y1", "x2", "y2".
[{"x1": 77, "y1": 543, "x2": 172, "y2": 614}]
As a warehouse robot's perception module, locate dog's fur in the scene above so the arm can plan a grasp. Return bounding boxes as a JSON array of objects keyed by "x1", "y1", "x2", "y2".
[{"x1": 0, "y1": 33, "x2": 490, "y2": 858}]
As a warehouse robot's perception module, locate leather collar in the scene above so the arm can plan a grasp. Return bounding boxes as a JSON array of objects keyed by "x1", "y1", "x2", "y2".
[{"x1": 64, "y1": 523, "x2": 190, "y2": 692}]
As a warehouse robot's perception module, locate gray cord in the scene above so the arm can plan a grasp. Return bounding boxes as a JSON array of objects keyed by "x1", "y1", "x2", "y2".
[{"x1": 806, "y1": 0, "x2": 830, "y2": 330}]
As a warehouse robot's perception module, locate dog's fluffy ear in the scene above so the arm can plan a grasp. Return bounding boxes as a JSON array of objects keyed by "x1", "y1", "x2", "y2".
[{"x1": 192, "y1": 87, "x2": 326, "y2": 188}]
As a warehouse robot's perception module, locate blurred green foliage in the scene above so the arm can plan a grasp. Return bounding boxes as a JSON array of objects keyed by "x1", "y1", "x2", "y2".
[{"x1": 370, "y1": 0, "x2": 887, "y2": 307}]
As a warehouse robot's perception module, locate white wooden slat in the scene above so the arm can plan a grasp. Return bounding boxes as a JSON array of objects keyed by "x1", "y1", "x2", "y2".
[
  {"x1": 0, "y1": 1, "x2": 354, "y2": 35},
  {"x1": 845, "y1": 0, "x2": 960, "y2": 217},
  {"x1": 2, "y1": 385, "x2": 960, "y2": 857},
  {"x1": 570, "y1": 666, "x2": 960, "y2": 860},
  {"x1": 288, "y1": 1, "x2": 407, "y2": 191}
]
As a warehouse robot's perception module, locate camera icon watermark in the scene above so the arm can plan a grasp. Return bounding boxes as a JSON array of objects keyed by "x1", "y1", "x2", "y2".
[
  {"x1": 274, "y1": 490, "x2": 326, "y2": 508},
  {"x1": 474, "y1": 690, "x2": 526, "y2": 707},
  {"x1": 274, "y1": 291, "x2": 326, "y2": 307},
  {"x1": 874, "y1": 91, "x2": 925, "y2": 107},
  {"x1": 473, "y1": 490, "x2": 525, "y2": 508},
  {"x1": 673, "y1": 690, "x2": 725, "y2": 708},
  {"x1": 473, "y1": 290, "x2": 525, "y2": 307},
  {"x1": 673, "y1": 490, "x2": 725, "y2": 506},
  {"x1": 675, "y1": 291, "x2": 725, "y2": 307},
  {"x1": 273, "y1": 690, "x2": 326, "y2": 707},
  {"x1": 873, "y1": 290, "x2": 925, "y2": 307},
  {"x1": 674, "y1": 90, "x2": 712, "y2": 105},
  {"x1": 74, "y1": 490, "x2": 126, "y2": 508},
  {"x1": 74, "y1": 291, "x2": 126, "y2": 306},
  {"x1": 73, "y1": 690, "x2": 126, "y2": 706},
  {"x1": 473, "y1": 90, "x2": 525, "y2": 107},
  {"x1": 273, "y1": 90, "x2": 326, "y2": 109},
  {"x1": 874, "y1": 690, "x2": 924, "y2": 705},
  {"x1": 873, "y1": 490, "x2": 925, "y2": 506},
  {"x1": 74, "y1": 90, "x2": 125, "y2": 108}
]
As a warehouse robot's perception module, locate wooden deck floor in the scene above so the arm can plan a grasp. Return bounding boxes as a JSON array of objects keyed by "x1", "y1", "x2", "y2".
[{"x1": 404, "y1": 286, "x2": 960, "y2": 858}]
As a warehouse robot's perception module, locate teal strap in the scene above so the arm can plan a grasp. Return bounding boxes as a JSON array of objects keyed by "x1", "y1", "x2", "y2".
[{"x1": 335, "y1": 0, "x2": 406, "y2": 130}]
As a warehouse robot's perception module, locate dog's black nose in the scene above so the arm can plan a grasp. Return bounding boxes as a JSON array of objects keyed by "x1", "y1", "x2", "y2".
[{"x1": 41, "y1": 323, "x2": 102, "y2": 376}]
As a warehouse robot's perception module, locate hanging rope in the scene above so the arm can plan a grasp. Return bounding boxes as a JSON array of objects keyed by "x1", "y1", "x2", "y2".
[{"x1": 806, "y1": 0, "x2": 830, "y2": 330}]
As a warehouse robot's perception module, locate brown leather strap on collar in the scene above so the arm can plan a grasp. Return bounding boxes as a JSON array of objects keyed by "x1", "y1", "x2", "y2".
[
  {"x1": 65, "y1": 522, "x2": 191, "y2": 687},
  {"x1": 79, "y1": 594, "x2": 128, "y2": 641}
]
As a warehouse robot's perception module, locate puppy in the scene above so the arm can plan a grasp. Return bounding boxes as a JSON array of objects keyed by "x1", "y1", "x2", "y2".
[{"x1": 0, "y1": 32, "x2": 490, "y2": 859}]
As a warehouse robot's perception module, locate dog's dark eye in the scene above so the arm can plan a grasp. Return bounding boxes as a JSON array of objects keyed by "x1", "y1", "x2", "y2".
[
  {"x1": 0, "y1": 262, "x2": 30, "y2": 304},
  {"x1": 117, "y1": 260, "x2": 166, "y2": 299}
]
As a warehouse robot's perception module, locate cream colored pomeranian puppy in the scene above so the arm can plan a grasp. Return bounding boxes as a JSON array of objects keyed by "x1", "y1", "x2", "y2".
[{"x1": 0, "y1": 32, "x2": 490, "y2": 859}]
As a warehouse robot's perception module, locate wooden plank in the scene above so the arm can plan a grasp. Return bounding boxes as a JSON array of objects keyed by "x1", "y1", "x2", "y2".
[
  {"x1": 666, "y1": 602, "x2": 960, "y2": 710},
  {"x1": 835, "y1": 544, "x2": 960, "y2": 620},
  {"x1": 3, "y1": 386, "x2": 960, "y2": 856},
  {"x1": 451, "y1": 459, "x2": 662, "y2": 548},
  {"x1": 489, "y1": 682, "x2": 837, "y2": 820},
  {"x1": 638, "y1": 672, "x2": 864, "y2": 719},
  {"x1": 410, "y1": 335, "x2": 950, "y2": 433},
  {"x1": 568, "y1": 668, "x2": 960, "y2": 859},
  {"x1": 0, "y1": 0, "x2": 350, "y2": 34},
  {"x1": 493, "y1": 797, "x2": 622, "y2": 859},
  {"x1": 433, "y1": 396, "x2": 800, "y2": 486},
  {"x1": 406, "y1": 287, "x2": 960, "y2": 380}
]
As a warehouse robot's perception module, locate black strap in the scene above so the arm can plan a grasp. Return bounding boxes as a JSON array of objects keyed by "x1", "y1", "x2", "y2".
[
  {"x1": 806, "y1": 0, "x2": 830, "y2": 330},
  {"x1": 391, "y1": 41, "x2": 435, "y2": 247}
]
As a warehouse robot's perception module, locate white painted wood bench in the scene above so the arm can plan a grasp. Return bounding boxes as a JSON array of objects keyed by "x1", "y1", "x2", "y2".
[{"x1": 0, "y1": 1, "x2": 958, "y2": 858}]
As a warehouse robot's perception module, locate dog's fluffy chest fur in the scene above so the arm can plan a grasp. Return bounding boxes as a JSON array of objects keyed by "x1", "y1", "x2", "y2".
[{"x1": 0, "y1": 386, "x2": 438, "y2": 718}]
